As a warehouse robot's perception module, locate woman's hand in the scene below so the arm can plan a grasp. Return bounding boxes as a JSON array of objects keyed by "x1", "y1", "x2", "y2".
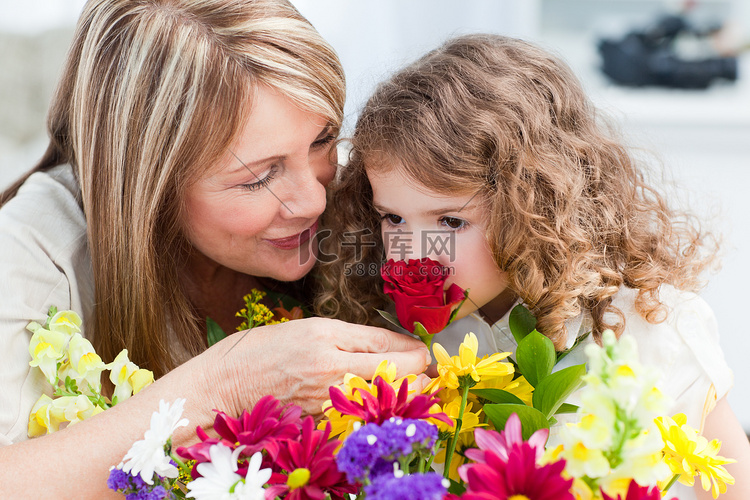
[{"x1": 199, "y1": 317, "x2": 431, "y2": 417}]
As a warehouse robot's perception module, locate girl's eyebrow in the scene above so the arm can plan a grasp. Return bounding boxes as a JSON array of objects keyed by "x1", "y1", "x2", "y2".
[
  {"x1": 425, "y1": 204, "x2": 477, "y2": 216},
  {"x1": 372, "y1": 203, "x2": 477, "y2": 216}
]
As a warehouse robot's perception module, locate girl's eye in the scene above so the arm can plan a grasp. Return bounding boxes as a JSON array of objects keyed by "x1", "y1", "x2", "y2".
[
  {"x1": 241, "y1": 165, "x2": 278, "y2": 192},
  {"x1": 381, "y1": 213, "x2": 404, "y2": 226},
  {"x1": 440, "y1": 216, "x2": 468, "y2": 230}
]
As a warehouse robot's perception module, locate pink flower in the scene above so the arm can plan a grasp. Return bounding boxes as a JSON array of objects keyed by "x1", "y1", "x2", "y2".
[
  {"x1": 460, "y1": 442, "x2": 574, "y2": 500},
  {"x1": 176, "y1": 395, "x2": 302, "y2": 477},
  {"x1": 601, "y1": 481, "x2": 676, "y2": 500},
  {"x1": 381, "y1": 258, "x2": 465, "y2": 334},
  {"x1": 458, "y1": 414, "x2": 572, "y2": 500},
  {"x1": 264, "y1": 417, "x2": 356, "y2": 500},
  {"x1": 328, "y1": 376, "x2": 453, "y2": 428},
  {"x1": 465, "y1": 413, "x2": 549, "y2": 464}
]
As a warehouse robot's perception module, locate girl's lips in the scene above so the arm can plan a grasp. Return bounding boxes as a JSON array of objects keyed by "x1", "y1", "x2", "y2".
[{"x1": 265, "y1": 220, "x2": 318, "y2": 250}]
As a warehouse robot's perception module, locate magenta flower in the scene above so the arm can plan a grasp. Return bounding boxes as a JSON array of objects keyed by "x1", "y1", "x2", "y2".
[
  {"x1": 465, "y1": 413, "x2": 548, "y2": 464},
  {"x1": 460, "y1": 442, "x2": 574, "y2": 500},
  {"x1": 459, "y1": 414, "x2": 572, "y2": 500},
  {"x1": 601, "y1": 481, "x2": 676, "y2": 500},
  {"x1": 264, "y1": 417, "x2": 356, "y2": 500},
  {"x1": 328, "y1": 376, "x2": 453, "y2": 428},
  {"x1": 176, "y1": 395, "x2": 302, "y2": 477}
]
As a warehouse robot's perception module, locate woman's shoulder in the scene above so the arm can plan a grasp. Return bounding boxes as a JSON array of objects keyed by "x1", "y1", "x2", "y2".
[
  {"x1": 2, "y1": 164, "x2": 83, "y2": 227},
  {"x1": 0, "y1": 165, "x2": 93, "y2": 444}
]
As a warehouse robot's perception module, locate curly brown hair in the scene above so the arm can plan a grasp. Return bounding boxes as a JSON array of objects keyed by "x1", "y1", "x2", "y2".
[{"x1": 314, "y1": 34, "x2": 716, "y2": 349}]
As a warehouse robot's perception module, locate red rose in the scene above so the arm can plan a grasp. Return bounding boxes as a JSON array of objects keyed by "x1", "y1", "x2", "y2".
[{"x1": 381, "y1": 257, "x2": 466, "y2": 335}]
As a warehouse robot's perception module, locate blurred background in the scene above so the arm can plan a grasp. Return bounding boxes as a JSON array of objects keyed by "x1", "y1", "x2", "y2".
[{"x1": 1, "y1": 0, "x2": 748, "y2": 431}]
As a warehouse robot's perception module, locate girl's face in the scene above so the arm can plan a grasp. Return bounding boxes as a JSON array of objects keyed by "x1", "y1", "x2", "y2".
[
  {"x1": 181, "y1": 85, "x2": 337, "y2": 282},
  {"x1": 368, "y1": 165, "x2": 515, "y2": 322}
]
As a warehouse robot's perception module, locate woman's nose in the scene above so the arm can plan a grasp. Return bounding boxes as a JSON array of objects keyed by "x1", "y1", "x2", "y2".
[{"x1": 281, "y1": 157, "x2": 335, "y2": 220}]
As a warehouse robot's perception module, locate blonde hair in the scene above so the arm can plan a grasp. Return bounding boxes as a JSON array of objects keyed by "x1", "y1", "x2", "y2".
[
  {"x1": 3, "y1": 0, "x2": 345, "y2": 377},
  {"x1": 316, "y1": 34, "x2": 715, "y2": 348}
]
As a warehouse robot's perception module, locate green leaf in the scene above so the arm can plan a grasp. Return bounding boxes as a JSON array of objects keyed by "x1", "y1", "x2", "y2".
[
  {"x1": 556, "y1": 403, "x2": 580, "y2": 414},
  {"x1": 206, "y1": 317, "x2": 227, "y2": 347},
  {"x1": 413, "y1": 322, "x2": 433, "y2": 350},
  {"x1": 470, "y1": 388, "x2": 525, "y2": 405},
  {"x1": 516, "y1": 330, "x2": 555, "y2": 387},
  {"x1": 483, "y1": 404, "x2": 549, "y2": 441},
  {"x1": 376, "y1": 309, "x2": 403, "y2": 330},
  {"x1": 531, "y1": 363, "x2": 586, "y2": 419},
  {"x1": 447, "y1": 288, "x2": 471, "y2": 324},
  {"x1": 509, "y1": 304, "x2": 537, "y2": 343},
  {"x1": 265, "y1": 289, "x2": 306, "y2": 313},
  {"x1": 447, "y1": 478, "x2": 466, "y2": 495}
]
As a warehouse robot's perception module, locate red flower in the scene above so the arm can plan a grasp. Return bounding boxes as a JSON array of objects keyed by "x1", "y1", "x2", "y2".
[
  {"x1": 601, "y1": 481, "x2": 676, "y2": 500},
  {"x1": 459, "y1": 439, "x2": 574, "y2": 500},
  {"x1": 328, "y1": 375, "x2": 453, "y2": 428},
  {"x1": 176, "y1": 395, "x2": 302, "y2": 477},
  {"x1": 381, "y1": 258, "x2": 465, "y2": 334},
  {"x1": 264, "y1": 417, "x2": 356, "y2": 500}
]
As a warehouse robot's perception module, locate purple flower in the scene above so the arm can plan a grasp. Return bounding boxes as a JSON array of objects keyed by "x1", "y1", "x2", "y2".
[
  {"x1": 107, "y1": 467, "x2": 173, "y2": 500},
  {"x1": 378, "y1": 418, "x2": 438, "y2": 457},
  {"x1": 365, "y1": 472, "x2": 448, "y2": 500},
  {"x1": 336, "y1": 418, "x2": 439, "y2": 484},
  {"x1": 336, "y1": 423, "x2": 392, "y2": 483},
  {"x1": 107, "y1": 468, "x2": 131, "y2": 490}
]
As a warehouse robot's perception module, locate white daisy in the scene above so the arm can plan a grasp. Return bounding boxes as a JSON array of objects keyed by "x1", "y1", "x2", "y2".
[
  {"x1": 119, "y1": 398, "x2": 189, "y2": 484},
  {"x1": 187, "y1": 446, "x2": 271, "y2": 500}
]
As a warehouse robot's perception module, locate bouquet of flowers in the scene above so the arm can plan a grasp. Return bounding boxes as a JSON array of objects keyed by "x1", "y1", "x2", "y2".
[
  {"x1": 98, "y1": 329, "x2": 735, "y2": 500},
  {"x1": 26, "y1": 263, "x2": 736, "y2": 499}
]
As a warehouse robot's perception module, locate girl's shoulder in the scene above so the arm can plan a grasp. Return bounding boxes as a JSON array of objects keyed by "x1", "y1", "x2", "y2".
[{"x1": 614, "y1": 285, "x2": 733, "y2": 428}]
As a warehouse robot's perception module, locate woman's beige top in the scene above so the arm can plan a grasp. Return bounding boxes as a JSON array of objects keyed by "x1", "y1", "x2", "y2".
[{"x1": 0, "y1": 165, "x2": 94, "y2": 445}]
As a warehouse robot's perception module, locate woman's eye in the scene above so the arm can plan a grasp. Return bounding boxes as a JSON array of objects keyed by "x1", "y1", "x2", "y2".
[
  {"x1": 241, "y1": 165, "x2": 277, "y2": 192},
  {"x1": 440, "y1": 216, "x2": 468, "y2": 230},
  {"x1": 311, "y1": 133, "x2": 336, "y2": 149},
  {"x1": 381, "y1": 213, "x2": 404, "y2": 226}
]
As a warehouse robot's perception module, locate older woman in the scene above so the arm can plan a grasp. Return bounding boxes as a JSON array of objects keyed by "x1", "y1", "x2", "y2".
[{"x1": 0, "y1": 0, "x2": 429, "y2": 496}]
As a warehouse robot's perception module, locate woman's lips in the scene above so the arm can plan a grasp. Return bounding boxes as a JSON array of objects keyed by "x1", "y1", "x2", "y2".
[{"x1": 265, "y1": 220, "x2": 318, "y2": 250}]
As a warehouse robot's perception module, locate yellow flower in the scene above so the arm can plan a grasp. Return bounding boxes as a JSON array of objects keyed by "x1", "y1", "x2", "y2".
[
  {"x1": 65, "y1": 333, "x2": 106, "y2": 393},
  {"x1": 27, "y1": 394, "x2": 103, "y2": 436},
  {"x1": 319, "y1": 360, "x2": 417, "y2": 441},
  {"x1": 130, "y1": 368, "x2": 155, "y2": 395},
  {"x1": 28, "y1": 395, "x2": 60, "y2": 436},
  {"x1": 47, "y1": 310, "x2": 82, "y2": 336},
  {"x1": 472, "y1": 372, "x2": 534, "y2": 406},
  {"x1": 656, "y1": 413, "x2": 736, "y2": 499},
  {"x1": 106, "y1": 349, "x2": 151, "y2": 403},
  {"x1": 437, "y1": 398, "x2": 484, "y2": 435},
  {"x1": 48, "y1": 394, "x2": 103, "y2": 426},
  {"x1": 425, "y1": 332, "x2": 514, "y2": 392},
  {"x1": 28, "y1": 326, "x2": 69, "y2": 385},
  {"x1": 559, "y1": 437, "x2": 611, "y2": 479}
]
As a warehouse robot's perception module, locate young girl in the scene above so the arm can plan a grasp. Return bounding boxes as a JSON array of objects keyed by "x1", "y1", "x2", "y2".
[{"x1": 316, "y1": 34, "x2": 749, "y2": 499}]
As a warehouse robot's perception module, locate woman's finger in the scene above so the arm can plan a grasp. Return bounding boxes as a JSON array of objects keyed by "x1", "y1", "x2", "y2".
[
  {"x1": 323, "y1": 318, "x2": 427, "y2": 354},
  {"x1": 342, "y1": 349, "x2": 431, "y2": 381}
]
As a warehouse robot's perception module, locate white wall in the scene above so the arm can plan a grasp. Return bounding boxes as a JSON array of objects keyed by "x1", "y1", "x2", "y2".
[{"x1": 291, "y1": 0, "x2": 539, "y2": 132}]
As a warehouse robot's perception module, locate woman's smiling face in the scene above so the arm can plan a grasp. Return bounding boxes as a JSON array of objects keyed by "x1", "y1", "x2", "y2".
[
  {"x1": 367, "y1": 165, "x2": 515, "y2": 322},
  {"x1": 181, "y1": 85, "x2": 337, "y2": 282}
]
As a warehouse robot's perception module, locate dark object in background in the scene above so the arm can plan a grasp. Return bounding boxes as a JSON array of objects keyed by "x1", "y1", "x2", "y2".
[{"x1": 598, "y1": 14, "x2": 738, "y2": 89}]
